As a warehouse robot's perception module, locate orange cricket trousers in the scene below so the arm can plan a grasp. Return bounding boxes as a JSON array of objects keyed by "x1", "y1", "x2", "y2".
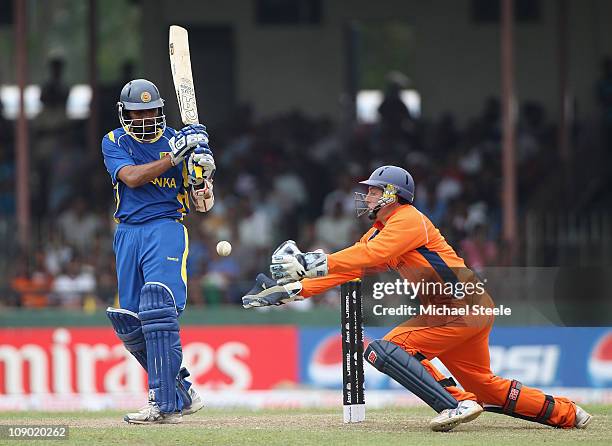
[{"x1": 383, "y1": 322, "x2": 577, "y2": 428}]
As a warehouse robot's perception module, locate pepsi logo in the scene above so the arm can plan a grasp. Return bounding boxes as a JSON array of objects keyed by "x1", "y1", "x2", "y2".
[
  {"x1": 308, "y1": 334, "x2": 373, "y2": 387},
  {"x1": 588, "y1": 331, "x2": 612, "y2": 386},
  {"x1": 308, "y1": 334, "x2": 343, "y2": 387}
]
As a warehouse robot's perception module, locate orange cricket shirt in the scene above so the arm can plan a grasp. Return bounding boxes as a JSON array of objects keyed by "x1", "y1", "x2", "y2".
[{"x1": 300, "y1": 204, "x2": 469, "y2": 298}]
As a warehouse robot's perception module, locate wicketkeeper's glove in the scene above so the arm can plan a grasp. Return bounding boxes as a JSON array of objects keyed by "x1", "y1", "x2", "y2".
[
  {"x1": 268, "y1": 240, "x2": 329, "y2": 284},
  {"x1": 270, "y1": 254, "x2": 328, "y2": 287},
  {"x1": 242, "y1": 273, "x2": 303, "y2": 309}
]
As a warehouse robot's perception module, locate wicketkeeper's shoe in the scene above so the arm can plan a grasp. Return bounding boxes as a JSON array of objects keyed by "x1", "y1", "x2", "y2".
[
  {"x1": 124, "y1": 401, "x2": 182, "y2": 424},
  {"x1": 574, "y1": 404, "x2": 593, "y2": 429},
  {"x1": 429, "y1": 400, "x2": 483, "y2": 432},
  {"x1": 183, "y1": 387, "x2": 205, "y2": 416}
]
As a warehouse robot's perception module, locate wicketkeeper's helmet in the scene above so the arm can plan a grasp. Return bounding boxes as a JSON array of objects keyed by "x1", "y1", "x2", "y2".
[{"x1": 354, "y1": 165, "x2": 415, "y2": 219}]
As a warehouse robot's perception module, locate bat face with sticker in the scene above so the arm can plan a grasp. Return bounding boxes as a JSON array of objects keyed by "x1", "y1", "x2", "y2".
[{"x1": 169, "y1": 25, "x2": 207, "y2": 180}]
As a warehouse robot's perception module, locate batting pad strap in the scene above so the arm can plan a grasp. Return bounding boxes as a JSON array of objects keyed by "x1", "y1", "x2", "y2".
[
  {"x1": 503, "y1": 380, "x2": 523, "y2": 414},
  {"x1": 484, "y1": 396, "x2": 558, "y2": 427},
  {"x1": 365, "y1": 340, "x2": 457, "y2": 413},
  {"x1": 437, "y1": 377, "x2": 457, "y2": 388},
  {"x1": 176, "y1": 367, "x2": 193, "y2": 408},
  {"x1": 413, "y1": 352, "x2": 426, "y2": 362},
  {"x1": 535, "y1": 395, "x2": 555, "y2": 424},
  {"x1": 139, "y1": 306, "x2": 180, "y2": 333}
]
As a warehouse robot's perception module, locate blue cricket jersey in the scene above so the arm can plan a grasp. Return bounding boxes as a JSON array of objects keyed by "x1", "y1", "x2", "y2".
[{"x1": 101, "y1": 127, "x2": 190, "y2": 223}]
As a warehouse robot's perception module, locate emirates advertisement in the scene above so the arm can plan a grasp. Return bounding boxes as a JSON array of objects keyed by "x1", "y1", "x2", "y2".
[
  {"x1": 0, "y1": 326, "x2": 298, "y2": 396},
  {"x1": 1, "y1": 326, "x2": 610, "y2": 401}
]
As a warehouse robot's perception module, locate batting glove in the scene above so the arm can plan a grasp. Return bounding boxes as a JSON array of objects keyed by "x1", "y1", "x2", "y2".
[
  {"x1": 188, "y1": 147, "x2": 216, "y2": 183},
  {"x1": 169, "y1": 124, "x2": 209, "y2": 165}
]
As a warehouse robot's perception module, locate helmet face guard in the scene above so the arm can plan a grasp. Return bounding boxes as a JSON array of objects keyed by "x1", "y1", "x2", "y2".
[
  {"x1": 354, "y1": 184, "x2": 399, "y2": 219},
  {"x1": 118, "y1": 103, "x2": 166, "y2": 143}
]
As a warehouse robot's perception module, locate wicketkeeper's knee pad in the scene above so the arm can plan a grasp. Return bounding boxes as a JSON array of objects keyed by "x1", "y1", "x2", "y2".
[
  {"x1": 106, "y1": 307, "x2": 148, "y2": 369},
  {"x1": 139, "y1": 282, "x2": 183, "y2": 413},
  {"x1": 365, "y1": 339, "x2": 457, "y2": 413}
]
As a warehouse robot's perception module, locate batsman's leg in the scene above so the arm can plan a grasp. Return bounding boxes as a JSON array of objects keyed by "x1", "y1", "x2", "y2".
[
  {"x1": 106, "y1": 307, "x2": 201, "y2": 415},
  {"x1": 138, "y1": 220, "x2": 204, "y2": 417},
  {"x1": 125, "y1": 282, "x2": 183, "y2": 424}
]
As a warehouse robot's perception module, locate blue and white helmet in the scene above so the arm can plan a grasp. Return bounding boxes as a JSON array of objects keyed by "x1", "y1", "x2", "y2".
[
  {"x1": 117, "y1": 78, "x2": 166, "y2": 142},
  {"x1": 355, "y1": 165, "x2": 415, "y2": 218}
]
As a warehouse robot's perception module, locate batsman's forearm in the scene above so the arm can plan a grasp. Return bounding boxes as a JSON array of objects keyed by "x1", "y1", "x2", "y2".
[{"x1": 118, "y1": 156, "x2": 174, "y2": 188}]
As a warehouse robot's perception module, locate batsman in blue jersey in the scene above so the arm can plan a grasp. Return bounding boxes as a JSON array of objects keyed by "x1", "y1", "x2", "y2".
[{"x1": 102, "y1": 79, "x2": 215, "y2": 424}]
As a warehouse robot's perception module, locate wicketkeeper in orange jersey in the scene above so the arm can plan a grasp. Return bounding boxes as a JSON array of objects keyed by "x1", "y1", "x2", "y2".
[{"x1": 242, "y1": 165, "x2": 593, "y2": 432}]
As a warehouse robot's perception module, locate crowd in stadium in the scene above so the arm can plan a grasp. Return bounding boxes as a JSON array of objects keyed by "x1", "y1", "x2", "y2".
[{"x1": 0, "y1": 63, "x2": 594, "y2": 310}]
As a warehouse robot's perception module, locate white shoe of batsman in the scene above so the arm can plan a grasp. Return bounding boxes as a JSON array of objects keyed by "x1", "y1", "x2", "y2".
[
  {"x1": 430, "y1": 400, "x2": 483, "y2": 432},
  {"x1": 124, "y1": 401, "x2": 182, "y2": 424},
  {"x1": 183, "y1": 387, "x2": 205, "y2": 416}
]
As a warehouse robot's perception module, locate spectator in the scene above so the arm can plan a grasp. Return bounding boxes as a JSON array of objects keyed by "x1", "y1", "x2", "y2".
[
  {"x1": 56, "y1": 197, "x2": 101, "y2": 254},
  {"x1": 414, "y1": 184, "x2": 447, "y2": 226},
  {"x1": 40, "y1": 57, "x2": 70, "y2": 108},
  {"x1": 237, "y1": 198, "x2": 273, "y2": 250},
  {"x1": 43, "y1": 231, "x2": 73, "y2": 276},
  {"x1": 460, "y1": 223, "x2": 498, "y2": 274},
  {"x1": 378, "y1": 71, "x2": 414, "y2": 140},
  {"x1": 52, "y1": 259, "x2": 96, "y2": 309},
  {"x1": 314, "y1": 199, "x2": 356, "y2": 251},
  {"x1": 34, "y1": 57, "x2": 71, "y2": 217},
  {"x1": 432, "y1": 112, "x2": 459, "y2": 154},
  {"x1": 10, "y1": 258, "x2": 52, "y2": 308},
  {"x1": 3, "y1": 93, "x2": 598, "y2": 308},
  {"x1": 322, "y1": 174, "x2": 356, "y2": 217}
]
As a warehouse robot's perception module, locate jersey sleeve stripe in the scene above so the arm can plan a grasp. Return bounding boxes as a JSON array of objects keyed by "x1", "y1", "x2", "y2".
[{"x1": 416, "y1": 246, "x2": 459, "y2": 286}]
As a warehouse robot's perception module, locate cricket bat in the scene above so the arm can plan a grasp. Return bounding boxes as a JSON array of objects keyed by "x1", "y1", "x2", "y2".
[{"x1": 169, "y1": 25, "x2": 203, "y2": 179}]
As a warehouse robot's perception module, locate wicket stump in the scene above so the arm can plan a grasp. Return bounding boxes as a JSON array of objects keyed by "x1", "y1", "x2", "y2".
[{"x1": 341, "y1": 279, "x2": 365, "y2": 423}]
